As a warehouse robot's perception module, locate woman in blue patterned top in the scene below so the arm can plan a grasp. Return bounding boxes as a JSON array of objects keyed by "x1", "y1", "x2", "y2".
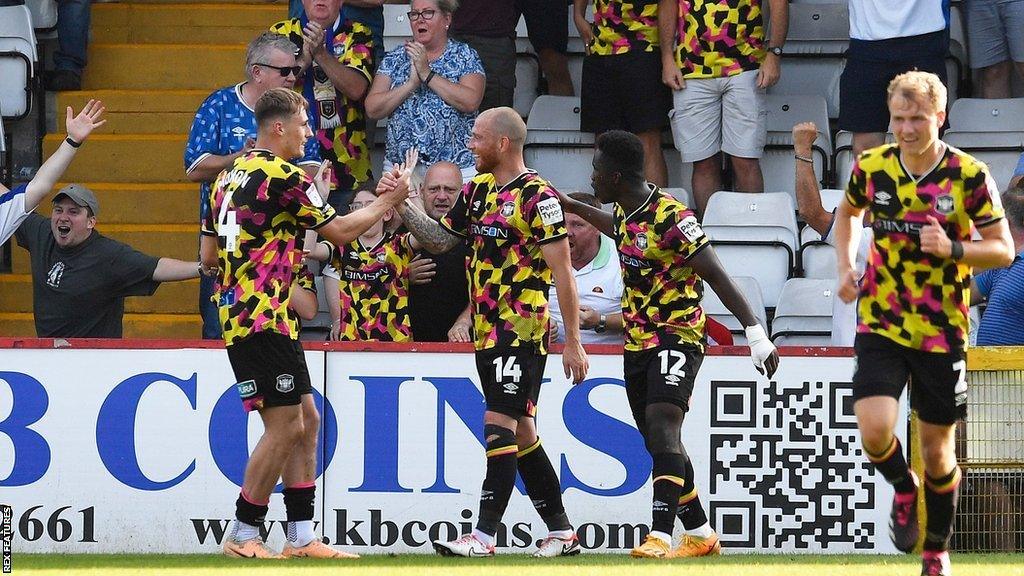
[{"x1": 365, "y1": 0, "x2": 485, "y2": 181}]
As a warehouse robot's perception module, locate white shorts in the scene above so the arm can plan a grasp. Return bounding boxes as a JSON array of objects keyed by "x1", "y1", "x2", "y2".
[{"x1": 669, "y1": 69, "x2": 767, "y2": 162}]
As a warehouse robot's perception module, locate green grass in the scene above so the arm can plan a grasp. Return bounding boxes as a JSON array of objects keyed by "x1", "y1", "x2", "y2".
[{"x1": 11, "y1": 553, "x2": 1024, "y2": 576}]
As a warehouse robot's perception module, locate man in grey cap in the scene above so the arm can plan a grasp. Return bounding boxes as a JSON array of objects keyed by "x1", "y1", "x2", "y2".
[{"x1": 14, "y1": 184, "x2": 212, "y2": 338}]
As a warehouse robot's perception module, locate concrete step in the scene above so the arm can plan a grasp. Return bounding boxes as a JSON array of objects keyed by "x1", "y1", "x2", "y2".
[
  {"x1": 83, "y1": 44, "x2": 246, "y2": 90},
  {"x1": 9, "y1": 224, "x2": 200, "y2": 275},
  {"x1": 57, "y1": 90, "x2": 210, "y2": 135},
  {"x1": 44, "y1": 183, "x2": 200, "y2": 224},
  {"x1": 92, "y1": 3, "x2": 283, "y2": 45},
  {"x1": 0, "y1": 312, "x2": 202, "y2": 339},
  {"x1": 0, "y1": 274, "x2": 200, "y2": 314},
  {"x1": 43, "y1": 134, "x2": 189, "y2": 183}
]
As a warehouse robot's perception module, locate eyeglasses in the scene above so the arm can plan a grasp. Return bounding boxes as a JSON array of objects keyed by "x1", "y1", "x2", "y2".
[
  {"x1": 407, "y1": 9, "x2": 437, "y2": 21},
  {"x1": 256, "y1": 63, "x2": 302, "y2": 77}
]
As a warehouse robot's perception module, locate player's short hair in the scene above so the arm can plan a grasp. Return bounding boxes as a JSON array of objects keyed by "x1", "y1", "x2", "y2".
[
  {"x1": 412, "y1": 0, "x2": 459, "y2": 15},
  {"x1": 887, "y1": 70, "x2": 947, "y2": 115},
  {"x1": 567, "y1": 192, "x2": 601, "y2": 208},
  {"x1": 595, "y1": 130, "x2": 645, "y2": 183},
  {"x1": 1002, "y1": 184, "x2": 1024, "y2": 231},
  {"x1": 483, "y1": 107, "x2": 527, "y2": 149},
  {"x1": 255, "y1": 87, "x2": 307, "y2": 127}
]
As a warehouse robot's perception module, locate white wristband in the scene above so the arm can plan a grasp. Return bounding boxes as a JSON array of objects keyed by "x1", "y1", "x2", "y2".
[{"x1": 744, "y1": 324, "x2": 768, "y2": 342}]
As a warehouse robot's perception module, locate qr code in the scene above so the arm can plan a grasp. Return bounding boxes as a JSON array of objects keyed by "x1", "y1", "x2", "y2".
[{"x1": 706, "y1": 379, "x2": 878, "y2": 551}]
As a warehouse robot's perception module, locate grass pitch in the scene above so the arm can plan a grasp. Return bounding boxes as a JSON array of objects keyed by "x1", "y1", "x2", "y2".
[{"x1": 12, "y1": 553, "x2": 1024, "y2": 576}]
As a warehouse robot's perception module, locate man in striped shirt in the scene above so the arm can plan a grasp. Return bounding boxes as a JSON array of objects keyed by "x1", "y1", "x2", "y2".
[{"x1": 972, "y1": 186, "x2": 1024, "y2": 346}]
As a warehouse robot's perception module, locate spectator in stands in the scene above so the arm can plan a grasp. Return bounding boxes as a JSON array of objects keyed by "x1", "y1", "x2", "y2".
[
  {"x1": 272, "y1": 0, "x2": 375, "y2": 213},
  {"x1": 549, "y1": 192, "x2": 624, "y2": 344},
  {"x1": 185, "y1": 33, "x2": 306, "y2": 340},
  {"x1": 965, "y1": 0, "x2": 1024, "y2": 99},
  {"x1": 576, "y1": 0, "x2": 670, "y2": 186},
  {"x1": 518, "y1": 0, "x2": 575, "y2": 97},
  {"x1": 45, "y1": 0, "x2": 91, "y2": 91},
  {"x1": 838, "y1": 1, "x2": 948, "y2": 157},
  {"x1": 1, "y1": 101, "x2": 105, "y2": 244},
  {"x1": 323, "y1": 187, "x2": 415, "y2": 341},
  {"x1": 793, "y1": 121, "x2": 871, "y2": 346},
  {"x1": 407, "y1": 161, "x2": 471, "y2": 342},
  {"x1": 972, "y1": 186, "x2": 1024, "y2": 346},
  {"x1": 449, "y1": 0, "x2": 518, "y2": 111},
  {"x1": 15, "y1": 185, "x2": 208, "y2": 338},
  {"x1": 365, "y1": 0, "x2": 484, "y2": 181},
  {"x1": 290, "y1": 1, "x2": 389, "y2": 72},
  {"x1": 660, "y1": 0, "x2": 789, "y2": 217}
]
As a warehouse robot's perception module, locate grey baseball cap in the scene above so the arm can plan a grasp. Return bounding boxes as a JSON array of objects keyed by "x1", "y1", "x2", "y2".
[{"x1": 53, "y1": 184, "x2": 99, "y2": 216}]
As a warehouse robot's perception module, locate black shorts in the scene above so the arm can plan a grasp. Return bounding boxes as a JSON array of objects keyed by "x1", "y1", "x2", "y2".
[
  {"x1": 852, "y1": 333, "x2": 967, "y2": 425},
  {"x1": 475, "y1": 345, "x2": 547, "y2": 418},
  {"x1": 226, "y1": 331, "x2": 313, "y2": 412},
  {"x1": 624, "y1": 343, "x2": 704, "y2": 434},
  {"x1": 838, "y1": 30, "x2": 947, "y2": 133},
  {"x1": 516, "y1": 0, "x2": 569, "y2": 54},
  {"x1": 581, "y1": 50, "x2": 672, "y2": 134}
]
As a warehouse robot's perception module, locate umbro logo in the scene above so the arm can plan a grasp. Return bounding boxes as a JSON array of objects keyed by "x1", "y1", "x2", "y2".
[{"x1": 875, "y1": 191, "x2": 893, "y2": 206}]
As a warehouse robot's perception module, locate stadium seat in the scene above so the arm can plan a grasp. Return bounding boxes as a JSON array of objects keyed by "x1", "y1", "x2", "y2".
[
  {"x1": 514, "y1": 52, "x2": 540, "y2": 118},
  {"x1": 702, "y1": 276, "x2": 766, "y2": 345},
  {"x1": 567, "y1": 52, "x2": 583, "y2": 97},
  {"x1": 0, "y1": 1, "x2": 36, "y2": 120},
  {"x1": 702, "y1": 191, "x2": 799, "y2": 307},
  {"x1": 25, "y1": 0, "x2": 56, "y2": 36},
  {"x1": 382, "y1": 5, "x2": 411, "y2": 51},
  {"x1": 769, "y1": 58, "x2": 844, "y2": 120},
  {"x1": 762, "y1": 93, "x2": 832, "y2": 201},
  {"x1": 771, "y1": 278, "x2": 835, "y2": 345},
  {"x1": 785, "y1": 2, "x2": 849, "y2": 55},
  {"x1": 523, "y1": 96, "x2": 594, "y2": 190},
  {"x1": 948, "y1": 98, "x2": 1024, "y2": 133},
  {"x1": 942, "y1": 131, "x2": 1024, "y2": 190}
]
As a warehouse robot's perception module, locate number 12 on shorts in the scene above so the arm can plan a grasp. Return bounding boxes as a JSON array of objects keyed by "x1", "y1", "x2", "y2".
[
  {"x1": 659, "y1": 349, "x2": 687, "y2": 378},
  {"x1": 493, "y1": 356, "x2": 522, "y2": 383}
]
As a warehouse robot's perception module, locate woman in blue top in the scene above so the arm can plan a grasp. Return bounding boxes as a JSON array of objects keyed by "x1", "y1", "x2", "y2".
[{"x1": 365, "y1": 0, "x2": 485, "y2": 182}]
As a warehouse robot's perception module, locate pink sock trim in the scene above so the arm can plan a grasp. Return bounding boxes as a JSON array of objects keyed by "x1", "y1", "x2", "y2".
[
  {"x1": 286, "y1": 481, "x2": 316, "y2": 490},
  {"x1": 240, "y1": 489, "x2": 270, "y2": 506},
  {"x1": 894, "y1": 491, "x2": 916, "y2": 504},
  {"x1": 922, "y1": 550, "x2": 949, "y2": 560}
]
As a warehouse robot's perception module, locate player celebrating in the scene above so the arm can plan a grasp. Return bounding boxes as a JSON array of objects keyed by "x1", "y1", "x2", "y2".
[
  {"x1": 380, "y1": 107, "x2": 589, "y2": 558},
  {"x1": 833, "y1": 71, "x2": 1013, "y2": 576},
  {"x1": 200, "y1": 87, "x2": 410, "y2": 559},
  {"x1": 557, "y1": 130, "x2": 779, "y2": 559}
]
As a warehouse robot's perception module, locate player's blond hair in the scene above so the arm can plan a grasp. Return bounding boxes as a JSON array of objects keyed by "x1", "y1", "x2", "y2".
[
  {"x1": 887, "y1": 71, "x2": 947, "y2": 115},
  {"x1": 255, "y1": 87, "x2": 307, "y2": 127}
]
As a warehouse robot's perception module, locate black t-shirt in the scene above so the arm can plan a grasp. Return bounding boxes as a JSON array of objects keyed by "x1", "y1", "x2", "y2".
[
  {"x1": 408, "y1": 242, "x2": 470, "y2": 342},
  {"x1": 16, "y1": 214, "x2": 161, "y2": 338},
  {"x1": 451, "y1": 0, "x2": 518, "y2": 38}
]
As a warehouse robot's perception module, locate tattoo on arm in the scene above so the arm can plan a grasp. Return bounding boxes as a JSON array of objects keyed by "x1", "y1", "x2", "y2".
[{"x1": 399, "y1": 200, "x2": 460, "y2": 254}]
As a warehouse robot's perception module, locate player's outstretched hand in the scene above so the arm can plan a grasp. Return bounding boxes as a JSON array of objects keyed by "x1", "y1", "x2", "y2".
[
  {"x1": 562, "y1": 340, "x2": 589, "y2": 385},
  {"x1": 745, "y1": 324, "x2": 779, "y2": 378},
  {"x1": 920, "y1": 215, "x2": 952, "y2": 258},
  {"x1": 837, "y1": 267, "x2": 859, "y2": 304},
  {"x1": 66, "y1": 99, "x2": 106, "y2": 143}
]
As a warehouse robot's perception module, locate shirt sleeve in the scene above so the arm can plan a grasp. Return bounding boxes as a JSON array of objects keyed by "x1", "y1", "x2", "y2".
[
  {"x1": 975, "y1": 269, "x2": 996, "y2": 298},
  {"x1": 14, "y1": 211, "x2": 48, "y2": 250},
  {"x1": 965, "y1": 168, "x2": 1005, "y2": 228},
  {"x1": 184, "y1": 92, "x2": 222, "y2": 175},
  {"x1": 845, "y1": 157, "x2": 869, "y2": 209},
  {"x1": 1, "y1": 185, "x2": 28, "y2": 245},
  {"x1": 663, "y1": 205, "x2": 710, "y2": 261},
  {"x1": 270, "y1": 18, "x2": 304, "y2": 56},
  {"x1": 279, "y1": 169, "x2": 338, "y2": 230},
  {"x1": 201, "y1": 177, "x2": 219, "y2": 236},
  {"x1": 377, "y1": 46, "x2": 401, "y2": 81},
  {"x1": 341, "y1": 22, "x2": 374, "y2": 83},
  {"x1": 458, "y1": 42, "x2": 486, "y2": 78},
  {"x1": 439, "y1": 181, "x2": 473, "y2": 238},
  {"x1": 524, "y1": 181, "x2": 567, "y2": 245},
  {"x1": 109, "y1": 241, "x2": 161, "y2": 297}
]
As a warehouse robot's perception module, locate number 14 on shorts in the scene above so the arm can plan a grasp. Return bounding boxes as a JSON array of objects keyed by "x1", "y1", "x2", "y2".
[{"x1": 493, "y1": 356, "x2": 522, "y2": 394}]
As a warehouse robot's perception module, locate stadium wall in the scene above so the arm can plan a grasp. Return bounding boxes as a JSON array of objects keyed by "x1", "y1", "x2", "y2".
[{"x1": 0, "y1": 340, "x2": 905, "y2": 555}]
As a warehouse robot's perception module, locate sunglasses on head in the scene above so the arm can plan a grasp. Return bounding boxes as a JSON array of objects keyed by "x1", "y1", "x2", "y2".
[{"x1": 256, "y1": 63, "x2": 302, "y2": 77}]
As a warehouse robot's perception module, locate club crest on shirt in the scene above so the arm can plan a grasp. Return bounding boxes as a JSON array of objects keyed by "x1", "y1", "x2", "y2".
[
  {"x1": 501, "y1": 202, "x2": 515, "y2": 218},
  {"x1": 376, "y1": 253, "x2": 387, "y2": 263},
  {"x1": 635, "y1": 233, "x2": 648, "y2": 250},
  {"x1": 46, "y1": 261, "x2": 66, "y2": 288},
  {"x1": 276, "y1": 374, "x2": 295, "y2": 393},
  {"x1": 936, "y1": 195, "x2": 955, "y2": 214}
]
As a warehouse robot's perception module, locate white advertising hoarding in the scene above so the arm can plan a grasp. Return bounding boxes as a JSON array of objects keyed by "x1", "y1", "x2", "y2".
[{"x1": 0, "y1": 344, "x2": 901, "y2": 555}]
